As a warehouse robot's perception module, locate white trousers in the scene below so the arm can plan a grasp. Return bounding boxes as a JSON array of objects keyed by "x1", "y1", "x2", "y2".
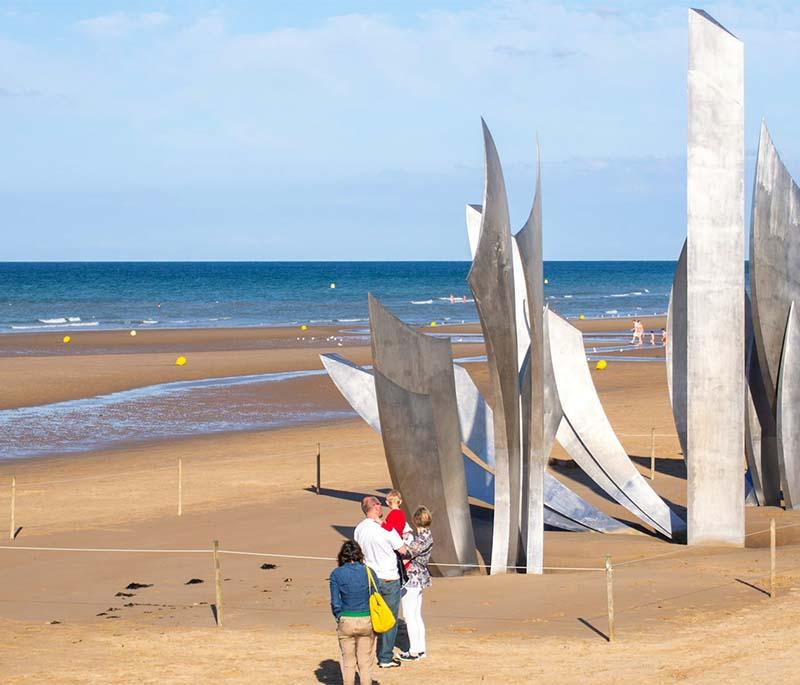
[{"x1": 401, "y1": 584, "x2": 426, "y2": 655}]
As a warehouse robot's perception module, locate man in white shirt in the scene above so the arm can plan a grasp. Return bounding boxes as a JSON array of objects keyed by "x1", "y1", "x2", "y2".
[{"x1": 354, "y1": 495, "x2": 408, "y2": 668}]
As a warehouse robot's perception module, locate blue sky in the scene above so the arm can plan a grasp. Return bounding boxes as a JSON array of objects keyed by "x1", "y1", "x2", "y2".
[{"x1": 1, "y1": 1, "x2": 799, "y2": 260}]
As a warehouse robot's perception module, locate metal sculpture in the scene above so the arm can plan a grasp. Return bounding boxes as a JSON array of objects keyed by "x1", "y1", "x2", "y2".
[
  {"x1": 514, "y1": 145, "x2": 548, "y2": 573},
  {"x1": 547, "y1": 310, "x2": 686, "y2": 539},
  {"x1": 777, "y1": 302, "x2": 800, "y2": 509},
  {"x1": 320, "y1": 352, "x2": 632, "y2": 535},
  {"x1": 368, "y1": 294, "x2": 479, "y2": 574},
  {"x1": 749, "y1": 121, "x2": 800, "y2": 509},
  {"x1": 450, "y1": 361, "x2": 630, "y2": 535},
  {"x1": 750, "y1": 122, "x2": 800, "y2": 405},
  {"x1": 745, "y1": 293, "x2": 781, "y2": 506},
  {"x1": 666, "y1": 239, "x2": 687, "y2": 459},
  {"x1": 467, "y1": 120, "x2": 522, "y2": 574},
  {"x1": 686, "y1": 9, "x2": 744, "y2": 546}
]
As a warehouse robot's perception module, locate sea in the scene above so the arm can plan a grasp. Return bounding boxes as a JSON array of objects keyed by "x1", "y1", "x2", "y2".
[
  {"x1": 0, "y1": 261, "x2": 679, "y2": 460},
  {"x1": 0, "y1": 261, "x2": 677, "y2": 333}
]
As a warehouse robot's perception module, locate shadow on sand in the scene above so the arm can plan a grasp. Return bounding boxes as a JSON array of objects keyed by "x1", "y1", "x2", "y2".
[{"x1": 577, "y1": 617, "x2": 610, "y2": 642}]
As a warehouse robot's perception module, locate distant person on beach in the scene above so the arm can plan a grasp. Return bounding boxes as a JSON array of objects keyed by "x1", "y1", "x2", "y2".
[
  {"x1": 329, "y1": 540, "x2": 374, "y2": 685},
  {"x1": 633, "y1": 320, "x2": 644, "y2": 346},
  {"x1": 630, "y1": 319, "x2": 639, "y2": 344},
  {"x1": 661, "y1": 328, "x2": 667, "y2": 345},
  {"x1": 649, "y1": 331, "x2": 656, "y2": 345},
  {"x1": 354, "y1": 495, "x2": 408, "y2": 669},
  {"x1": 382, "y1": 490, "x2": 413, "y2": 582},
  {"x1": 398, "y1": 506, "x2": 434, "y2": 662}
]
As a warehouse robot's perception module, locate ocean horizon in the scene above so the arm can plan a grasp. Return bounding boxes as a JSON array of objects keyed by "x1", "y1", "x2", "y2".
[{"x1": 0, "y1": 260, "x2": 686, "y2": 334}]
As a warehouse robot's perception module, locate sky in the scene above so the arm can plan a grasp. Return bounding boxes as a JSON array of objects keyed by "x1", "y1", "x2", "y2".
[{"x1": 1, "y1": 1, "x2": 799, "y2": 261}]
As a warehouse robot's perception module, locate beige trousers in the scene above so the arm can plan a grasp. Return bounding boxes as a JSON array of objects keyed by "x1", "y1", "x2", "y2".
[{"x1": 337, "y1": 616, "x2": 375, "y2": 685}]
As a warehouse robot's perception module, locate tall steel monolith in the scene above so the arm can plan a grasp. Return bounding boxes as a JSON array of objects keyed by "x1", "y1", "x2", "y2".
[{"x1": 686, "y1": 9, "x2": 744, "y2": 545}]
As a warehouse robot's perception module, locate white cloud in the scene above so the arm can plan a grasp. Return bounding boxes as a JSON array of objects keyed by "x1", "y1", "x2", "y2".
[{"x1": 75, "y1": 11, "x2": 169, "y2": 38}]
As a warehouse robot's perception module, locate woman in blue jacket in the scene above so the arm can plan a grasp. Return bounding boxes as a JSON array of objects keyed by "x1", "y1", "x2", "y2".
[{"x1": 329, "y1": 539, "x2": 374, "y2": 685}]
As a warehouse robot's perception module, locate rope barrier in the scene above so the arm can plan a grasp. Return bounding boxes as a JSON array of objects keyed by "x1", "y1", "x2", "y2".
[
  {"x1": 745, "y1": 522, "x2": 800, "y2": 538},
  {"x1": 616, "y1": 433, "x2": 675, "y2": 438},
  {"x1": 0, "y1": 543, "x2": 604, "y2": 572},
  {"x1": 0, "y1": 545, "x2": 210, "y2": 554}
]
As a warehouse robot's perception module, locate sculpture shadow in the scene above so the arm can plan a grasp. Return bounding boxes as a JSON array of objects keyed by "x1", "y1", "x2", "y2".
[
  {"x1": 211, "y1": 604, "x2": 220, "y2": 626},
  {"x1": 469, "y1": 504, "x2": 493, "y2": 573},
  {"x1": 550, "y1": 458, "x2": 688, "y2": 540},
  {"x1": 331, "y1": 525, "x2": 356, "y2": 540},
  {"x1": 12, "y1": 526, "x2": 22, "y2": 540},
  {"x1": 577, "y1": 617, "x2": 609, "y2": 642},
  {"x1": 657, "y1": 493, "x2": 688, "y2": 527},
  {"x1": 629, "y1": 454, "x2": 687, "y2": 480},
  {"x1": 304, "y1": 486, "x2": 375, "y2": 504},
  {"x1": 548, "y1": 460, "x2": 624, "y2": 506}
]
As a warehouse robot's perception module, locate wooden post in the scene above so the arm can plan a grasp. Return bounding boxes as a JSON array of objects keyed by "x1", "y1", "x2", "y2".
[
  {"x1": 178, "y1": 457, "x2": 183, "y2": 517},
  {"x1": 315, "y1": 442, "x2": 321, "y2": 494},
  {"x1": 770, "y1": 518, "x2": 776, "y2": 599},
  {"x1": 650, "y1": 428, "x2": 656, "y2": 480},
  {"x1": 605, "y1": 554, "x2": 615, "y2": 642},
  {"x1": 9, "y1": 476, "x2": 15, "y2": 542},
  {"x1": 213, "y1": 539, "x2": 223, "y2": 626}
]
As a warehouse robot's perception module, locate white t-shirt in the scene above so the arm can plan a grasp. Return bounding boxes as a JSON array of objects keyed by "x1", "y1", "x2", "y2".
[{"x1": 354, "y1": 517, "x2": 404, "y2": 581}]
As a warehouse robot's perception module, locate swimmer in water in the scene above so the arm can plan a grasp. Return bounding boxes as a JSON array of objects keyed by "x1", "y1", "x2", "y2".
[{"x1": 449, "y1": 294, "x2": 455, "y2": 304}]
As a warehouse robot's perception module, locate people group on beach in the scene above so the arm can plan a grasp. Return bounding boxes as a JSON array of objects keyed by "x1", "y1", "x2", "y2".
[
  {"x1": 329, "y1": 489, "x2": 433, "y2": 684},
  {"x1": 630, "y1": 319, "x2": 666, "y2": 347}
]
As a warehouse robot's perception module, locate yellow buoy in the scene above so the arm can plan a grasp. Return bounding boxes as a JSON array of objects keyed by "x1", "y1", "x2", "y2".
[
  {"x1": 596, "y1": 359, "x2": 607, "y2": 370},
  {"x1": 330, "y1": 283, "x2": 336, "y2": 289},
  {"x1": 130, "y1": 330, "x2": 137, "y2": 337},
  {"x1": 62, "y1": 335, "x2": 71, "y2": 344},
  {"x1": 175, "y1": 356, "x2": 187, "y2": 366},
  {"x1": 300, "y1": 324, "x2": 308, "y2": 331},
  {"x1": 430, "y1": 321, "x2": 437, "y2": 327},
  {"x1": 579, "y1": 314, "x2": 585, "y2": 321}
]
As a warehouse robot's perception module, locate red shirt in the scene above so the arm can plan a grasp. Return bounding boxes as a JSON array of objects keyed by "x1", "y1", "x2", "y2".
[
  {"x1": 382, "y1": 509, "x2": 410, "y2": 570},
  {"x1": 382, "y1": 508, "x2": 406, "y2": 537}
]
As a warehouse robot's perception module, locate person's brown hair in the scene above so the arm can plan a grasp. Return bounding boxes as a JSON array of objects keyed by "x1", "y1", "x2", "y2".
[
  {"x1": 337, "y1": 540, "x2": 364, "y2": 566},
  {"x1": 413, "y1": 505, "x2": 432, "y2": 528}
]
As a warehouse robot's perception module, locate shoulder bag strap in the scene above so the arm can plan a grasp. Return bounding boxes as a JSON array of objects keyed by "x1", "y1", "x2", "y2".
[{"x1": 365, "y1": 565, "x2": 378, "y2": 593}]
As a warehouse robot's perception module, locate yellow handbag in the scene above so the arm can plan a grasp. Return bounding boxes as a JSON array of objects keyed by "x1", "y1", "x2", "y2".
[{"x1": 365, "y1": 566, "x2": 396, "y2": 633}]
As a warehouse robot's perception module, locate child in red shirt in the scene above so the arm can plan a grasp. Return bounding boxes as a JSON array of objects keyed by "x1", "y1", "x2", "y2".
[{"x1": 382, "y1": 490, "x2": 412, "y2": 572}]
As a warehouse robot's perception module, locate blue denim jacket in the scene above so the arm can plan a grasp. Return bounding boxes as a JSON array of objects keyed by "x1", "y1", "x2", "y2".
[{"x1": 329, "y1": 561, "x2": 370, "y2": 620}]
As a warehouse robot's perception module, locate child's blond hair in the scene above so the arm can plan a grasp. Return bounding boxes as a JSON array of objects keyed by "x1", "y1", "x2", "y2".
[{"x1": 386, "y1": 489, "x2": 403, "y2": 506}]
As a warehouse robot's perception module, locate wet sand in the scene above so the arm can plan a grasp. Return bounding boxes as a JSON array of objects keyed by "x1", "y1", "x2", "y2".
[{"x1": 1, "y1": 317, "x2": 797, "y2": 684}]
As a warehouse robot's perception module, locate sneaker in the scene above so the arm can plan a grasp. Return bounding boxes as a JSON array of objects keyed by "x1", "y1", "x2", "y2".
[
  {"x1": 397, "y1": 652, "x2": 418, "y2": 662},
  {"x1": 378, "y1": 661, "x2": 401, "y2": 669},
  {"x1": 416, "y1": 652, "x2": 427, "y2": 660}
]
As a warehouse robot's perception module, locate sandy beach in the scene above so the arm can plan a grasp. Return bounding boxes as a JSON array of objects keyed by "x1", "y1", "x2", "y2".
[{"x1": 1, "y1": 319, "x2": 798, "y2": 684}]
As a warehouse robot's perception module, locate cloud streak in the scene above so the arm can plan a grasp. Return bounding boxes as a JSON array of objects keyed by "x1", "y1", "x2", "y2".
[{"x1": 75, "y1": 11, "x2": 170, "y2": 38}]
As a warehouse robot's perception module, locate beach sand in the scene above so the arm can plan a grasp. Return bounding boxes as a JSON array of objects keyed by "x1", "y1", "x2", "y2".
[{"x1": 1, "y1": 319, "x2": 798, "y2": 684}]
